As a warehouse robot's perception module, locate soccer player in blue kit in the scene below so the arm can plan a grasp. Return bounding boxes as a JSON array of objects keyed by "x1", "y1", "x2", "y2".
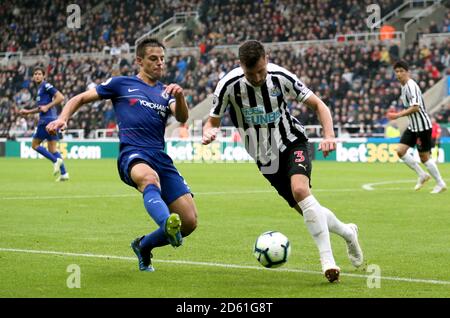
[
  {"x1": 19, "y1": 67, "x2": 69, "y2": 181},
  {"x1": 46, "y1": 38, "x2": 198, "y2": 272}
]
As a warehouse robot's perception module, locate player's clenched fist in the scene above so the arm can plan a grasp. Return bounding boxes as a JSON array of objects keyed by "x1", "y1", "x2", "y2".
[
  {"x1": 46, "y1": 119, "x2": 67, "y2": 135},
  {"x1": 202, "y1": 127, "x2": 219, "y2": 145},
  {"x1": 164, "y1": 83, "x2": 184, "y2": 98},
  {"x1": 318, "y1": 137, "x2": 336, "y2": 158}
]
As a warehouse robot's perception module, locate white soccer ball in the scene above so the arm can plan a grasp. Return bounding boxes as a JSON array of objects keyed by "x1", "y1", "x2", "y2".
[{"x1": 253, "y1": 231, "x2": 291, "y2": 268}]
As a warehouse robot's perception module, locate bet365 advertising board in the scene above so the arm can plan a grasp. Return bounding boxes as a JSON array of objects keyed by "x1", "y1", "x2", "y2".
[{"x1": 2, "y1": 138, "x2": 449, "y2": 163}]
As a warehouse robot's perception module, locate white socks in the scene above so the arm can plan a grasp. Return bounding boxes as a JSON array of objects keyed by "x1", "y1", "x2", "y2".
[
  {"x1": 402, "y1": 153, "x2": 445, "y2": 185},
  {"x1": 401, "y1": 153, "x2": 427, "y2": 177},
  {"x1": 298, "y1": 195, "x2": 335, "y2": 267},
  {"x1": 322, "y1": 206, "x2": 353, "y2": 242},
  {"x1": 424, "y1": 159, "x2": 445, "y2": 185}
]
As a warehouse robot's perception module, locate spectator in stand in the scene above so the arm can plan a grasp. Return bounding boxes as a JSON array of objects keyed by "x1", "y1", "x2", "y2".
[
  {"x1": 441, "y1": 12, "x2": 450, "y2": 32},
  {"x1": 106, "y1": 119, "x2": 117, "y2": 137},
  {"x1": 385, "y1": 121, "x2": 401, "y2": 139},
  {"x1": 431, "y1": 117, "x2": 442, "y2": 156}
]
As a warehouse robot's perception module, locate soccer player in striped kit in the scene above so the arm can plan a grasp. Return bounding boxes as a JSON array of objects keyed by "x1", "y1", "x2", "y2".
[
  {"x1": 388, "y1": 60, "x2": 447, "y2": 194},
  {"x1": 203, "y1": 40, "x2": 363, "y2": 283}
]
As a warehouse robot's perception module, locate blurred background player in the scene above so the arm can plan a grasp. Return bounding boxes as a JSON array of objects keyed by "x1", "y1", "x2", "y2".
[
  {"x1": 46, "y1": 38, "x2": 198, "y2": 272},
  {"x1": 388, "y1": 60, "x2": 447, "y2": 194},
  {"x1": 202, "y1": 40, "x2": 363, "y2": 283},
  {"x1": 19, "y1": 67, "x2": 68, "y2": 181}
]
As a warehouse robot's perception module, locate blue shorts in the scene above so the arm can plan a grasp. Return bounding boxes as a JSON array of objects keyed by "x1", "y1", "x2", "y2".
[
  {"x1": 117, "y1": 146, "x2": 192, "y2": 205},
  {"x1": 33, "y1": 123, "x2": 60, "y2": 141}
]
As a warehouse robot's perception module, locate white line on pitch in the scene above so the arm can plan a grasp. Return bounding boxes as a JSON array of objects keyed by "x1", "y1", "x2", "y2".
[
  {"x1": 0, "y1": 194, "x2": 138, "y2": 200},
  {"x1": 362, "y1": 180, "x2": 417, "y2": 191},
  {"x1": 362, "y1": 178, "x2": 450, "y2": 191},
  {"x1": 0, "y1": 187, "x2": 408, "y2": 201},
  {"x1": 0, "y1": 247, "x2": 449, "y2": 286}
]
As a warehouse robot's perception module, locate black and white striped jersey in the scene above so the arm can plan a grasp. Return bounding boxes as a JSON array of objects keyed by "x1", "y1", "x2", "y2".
[
  {"x1": 210, "y1": 63, "x2": 312, "y2": 164},
  {"x1": 400, "y1": 78, "x2": 432, "y2": 132}
]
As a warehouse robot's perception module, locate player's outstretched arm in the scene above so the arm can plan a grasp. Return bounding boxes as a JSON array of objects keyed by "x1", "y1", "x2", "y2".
[
  {"x1": 40, "y1": 91, "x2": 65, "y2": 113},
  {"x1": 386, "y1": 105, "x2": 420, "y2": 120},
  {"x1": 18, "y1": 91, "x2": 63, "y2": 116},
  {"x1": 46, "y1": 88, "x2": 100, "y2": 134},
  {"x1": 202, "y1": 116, "x2": 221, "y2": 145},
  {"x1": 304, "y1": 93, "x2": 336, "y2": 158},
  {"x1": 19, "y1": 107, "x2": 40, "y2": 116},
  {"x1": 167, "y1": 83, "x2": 189, "y2": 123}
]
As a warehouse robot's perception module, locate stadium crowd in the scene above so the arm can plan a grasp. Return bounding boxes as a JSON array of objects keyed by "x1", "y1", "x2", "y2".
[
  {"x1": 1, "y1": 0, "x2": 200, "y2": 55},
  {"x1": 1, "y1": 0, "x2": 449, "y2": 139},
  {"x1": 194, "y1": 0, "x2": 403, "y2": 47},
  {"x1": 1, "y1": 37, "x2": 449, "y2": 139},
  {"x1": 2, "y1": 0, "x2": 403, "y2": 54}
]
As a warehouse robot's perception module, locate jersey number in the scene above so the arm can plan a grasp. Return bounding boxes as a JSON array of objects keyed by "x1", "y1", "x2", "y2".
[{"x1": 294, "y1": 150, "x2": 305, "y2": 163}]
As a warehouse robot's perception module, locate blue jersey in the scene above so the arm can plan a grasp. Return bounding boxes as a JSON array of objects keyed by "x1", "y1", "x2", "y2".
[
  {"x1": 96, "y1": 76, "x2": 175, "y2": 150},
  {"x1": 36, "y1": 81, "x2": 58, "y2": 124}
]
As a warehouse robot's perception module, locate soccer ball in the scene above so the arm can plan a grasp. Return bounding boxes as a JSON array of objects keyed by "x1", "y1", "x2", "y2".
[{"x1": 253, "y1": 231, "x2": 291, "y2": 268}]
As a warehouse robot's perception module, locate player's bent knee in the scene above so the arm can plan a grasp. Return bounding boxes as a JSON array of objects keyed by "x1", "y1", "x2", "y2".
[
  {"x1": 396, "y1": 149, "x2": 406, "y2": 158},
  {"x1": 396, "y1": 145, "x2": 409, "y2": 158},
  {"x1": 136, "y1": 174, "x2": 160, "y2": 192},
  {"x1": 181, "y1": 222, "x2": 197, "y2": 237},
  {"x1": 291, "y1": 185, "x2": 310, "y2": 203},
  {"x1": 419, "y1": 153, "x2": 429, "y2": 163},
  {"x1": 181, "y1": 212, "x2": 198, "y2": 237}
]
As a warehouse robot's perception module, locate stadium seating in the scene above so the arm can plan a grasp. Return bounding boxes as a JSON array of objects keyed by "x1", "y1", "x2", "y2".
[
  {"x1": 0, "y1": 0, "x2": 448, "y2": 139},
  {"x1": 194, "y1": 0, "x2": 403, "y2": 46},
  {"x1": 2, "y1": 38, "x2": 449, "y2": 139},
  {"x1": 1, "y1": 0, "x2": 200, "y2": 55},
  {"x1": 2, "y1": 0, "x2": 403, "y2": 54}
]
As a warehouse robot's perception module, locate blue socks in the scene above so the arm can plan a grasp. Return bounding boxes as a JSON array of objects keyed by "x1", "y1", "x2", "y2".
[
  {"x1": 52, "y1": 152, "x2": 67, "y2": 174},
  {"x1": 143, "y1": 184, "x2": 171, "y2": 226},
  {"x1": 35, "y1": 146, "x2": 57, "y2": 163},
  {"x1": 140, "y1": 227, "x2": 169, "y2": 250},
  {"x1": 34, "y1": 147, "x2": 68, "y2": 175},
  {"x1": 140, "y1": 184, "x2": 171, "y2": 251}
]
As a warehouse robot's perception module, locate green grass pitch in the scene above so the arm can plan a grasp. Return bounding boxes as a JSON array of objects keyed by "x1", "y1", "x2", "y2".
[{"x1": 0, "y1": 158, "x2": 449, "y2": 298}]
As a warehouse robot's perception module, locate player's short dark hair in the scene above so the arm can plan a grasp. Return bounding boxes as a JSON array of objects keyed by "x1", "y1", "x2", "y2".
[
  {"x1": 33, "y1": 66, "x2": 45, "y2": 75},
  {"x1": 393, "y1": 60, "x2": 409, "y2": 71},
  {"x1": 238, "y1": 40, "x2": 266, "y2": 69},
  {"x1": 136, "y1": 38, "x2": 165, "y2": 58}
]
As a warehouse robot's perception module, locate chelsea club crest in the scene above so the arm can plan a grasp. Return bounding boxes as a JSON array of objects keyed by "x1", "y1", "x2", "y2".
[{"x1": 161, "y1": 91, "x2": 169, "y2": 99}]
